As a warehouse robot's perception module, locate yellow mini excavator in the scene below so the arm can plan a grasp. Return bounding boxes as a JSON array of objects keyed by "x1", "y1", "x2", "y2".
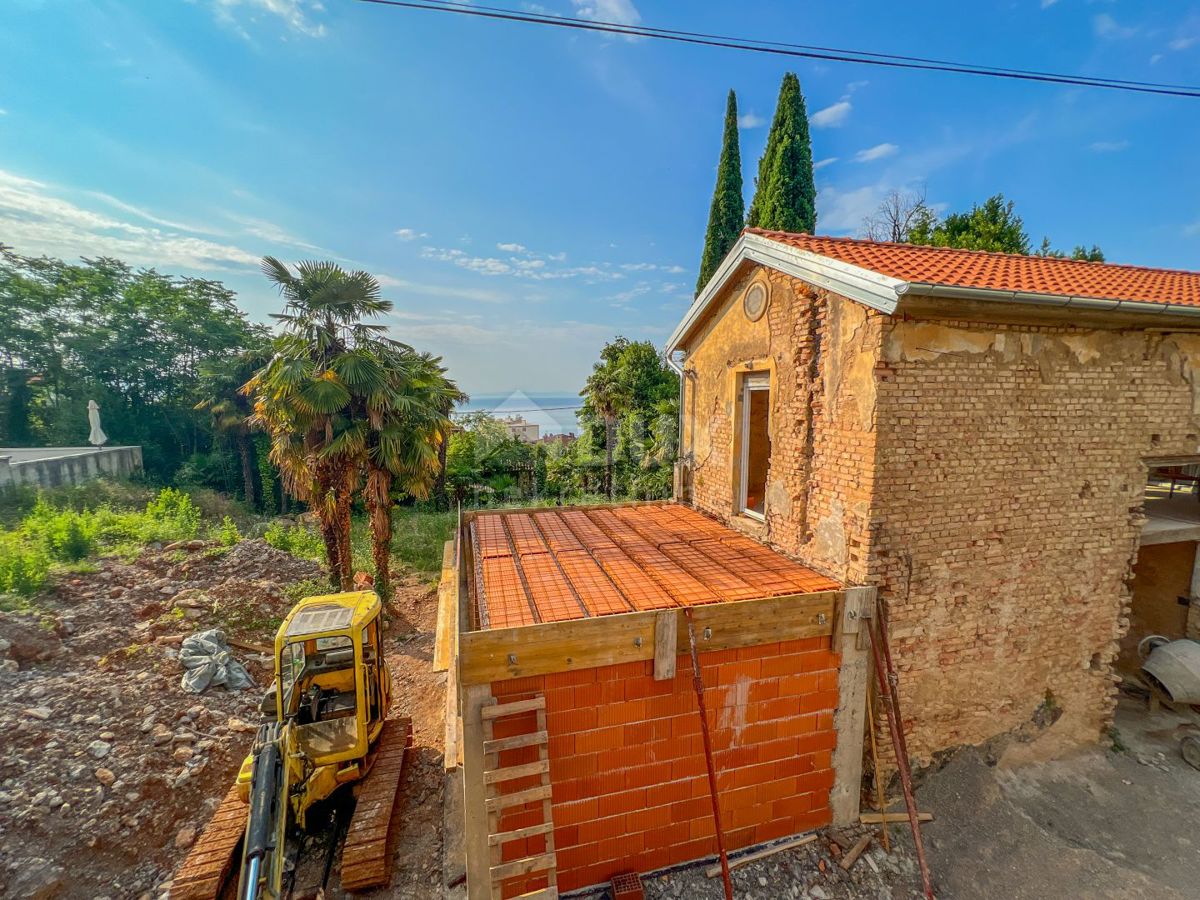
[{"x1": 171, "y1": 590, "x2": 412, "y2": 900}]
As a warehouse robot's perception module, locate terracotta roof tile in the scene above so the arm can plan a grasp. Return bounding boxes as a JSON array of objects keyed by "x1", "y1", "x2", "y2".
[{"x1": 748, "y1": 229, "x2": 1200, "y2": 308}]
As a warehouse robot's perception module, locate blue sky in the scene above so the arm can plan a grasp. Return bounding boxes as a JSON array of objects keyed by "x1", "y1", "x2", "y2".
[{"x1": 2, "y1": 1, "x2": 1199, "y2": 395}]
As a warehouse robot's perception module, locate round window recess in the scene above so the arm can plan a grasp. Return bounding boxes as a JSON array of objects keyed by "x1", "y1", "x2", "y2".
[{"x1": 743, "y1": 281, "x2": 769, "y2": 321}]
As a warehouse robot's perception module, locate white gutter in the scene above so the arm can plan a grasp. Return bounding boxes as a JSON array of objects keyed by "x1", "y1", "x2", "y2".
[{"x1": 665, "y1": 234, "x2": 1200, "y2": 358}]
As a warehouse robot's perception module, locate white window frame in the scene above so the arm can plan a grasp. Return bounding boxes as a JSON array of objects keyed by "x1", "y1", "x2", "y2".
[{"x1": 737, "y1": 373, "x2": 770, "y2": 521}]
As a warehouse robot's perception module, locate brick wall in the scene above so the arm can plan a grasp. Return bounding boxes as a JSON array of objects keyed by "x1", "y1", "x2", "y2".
[
  {"x1": 870, "y1": 319, "x2": 1200, "y2": 759},
  {"x1": 683, "y1": 266, "x2": 883, "y2": 586},
  {"x1": 488, "y1": 636, "x2": 839, "y2": 896},
  {"x1": 680, "y1": 270, "x2": 1200, "y2": 763}
]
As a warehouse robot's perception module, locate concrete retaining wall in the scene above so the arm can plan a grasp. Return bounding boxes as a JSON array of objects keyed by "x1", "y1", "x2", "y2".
[{"x1": 0, "y1": 446, "x2": 143, "y2": 489}]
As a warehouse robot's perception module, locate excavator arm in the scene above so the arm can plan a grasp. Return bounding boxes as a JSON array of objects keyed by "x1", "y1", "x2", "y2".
[{"x1": 236, "y1": 722, "x2": 294, "y2": 900}]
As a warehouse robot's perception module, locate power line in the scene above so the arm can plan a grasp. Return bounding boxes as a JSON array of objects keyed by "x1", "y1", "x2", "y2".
[{"x1": 351, "y1": 0, "x2": 1200, "y2": 98}]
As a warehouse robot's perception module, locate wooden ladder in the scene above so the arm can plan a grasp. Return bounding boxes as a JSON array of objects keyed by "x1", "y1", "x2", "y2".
[{"x1": 481, "y1": 695, "x2": 559, "y2": 900}]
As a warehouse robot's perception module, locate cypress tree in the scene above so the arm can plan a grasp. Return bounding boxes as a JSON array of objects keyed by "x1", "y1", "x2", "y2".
[
  {"x1": 747, "y1": 72, "x2": 816, "y2": 234},
  {"x1": 696, "y1": 90, "x2": 746, "y2": 295}
]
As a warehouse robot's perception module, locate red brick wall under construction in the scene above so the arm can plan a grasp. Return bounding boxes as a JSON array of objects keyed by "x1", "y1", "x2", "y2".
[{"x1": 488, "y1": 636, "x2": 840, "y2": 897}]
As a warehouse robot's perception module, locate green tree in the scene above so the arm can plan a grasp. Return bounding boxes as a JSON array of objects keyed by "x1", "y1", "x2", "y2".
[
  {"x1": 1035, "y1": 237, "x2": 1105, "y2": 262},
  {"x1": 195, "y1": 339, "x2": 272, "y2": 509},
  {"x1": 247, "y1": 258, "x2": 394, "y2": 589},
  {"x1": 907, "y1": 194, "x2": 1030, "y2": 254},
  {"x1": 696, "y1": 90, "x2": 745, "y2": 295},
  {"x1": 580, "y1": 338, "x2": 679, "y2": 499},
  {"x1": 747, "y1": 72, "x2": 816, "y2": 234},
  {"x1": 0, "y1": 246, "x2": 258, "y2": 475}
]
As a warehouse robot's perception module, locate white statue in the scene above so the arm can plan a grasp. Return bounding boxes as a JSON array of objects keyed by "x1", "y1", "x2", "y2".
[{"x1": 87, "y1": 400, "x2": 108, "y2": 447}]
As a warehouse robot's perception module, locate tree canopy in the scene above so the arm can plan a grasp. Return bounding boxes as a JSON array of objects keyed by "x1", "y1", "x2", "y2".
[
  {"x1": 747, "y1": 72, "x2": 816, "y2": 235},
  {"x1": 696, "y1": 90, "x2": 745, "y2": 296},
  {"x1": 0, "y1": 246, "x2": 264, "y2": 480}
]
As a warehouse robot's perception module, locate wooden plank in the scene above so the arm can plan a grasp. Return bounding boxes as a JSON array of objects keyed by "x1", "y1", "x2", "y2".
[
  {"x1": 703, "y1": 834, "x2": 817, "y2": 878},
  {"x1": 653, "y1": 608, "x2": 677, "y2": 681},
  {"x1": 481, "y1": 696, "x2": 545, "y2": 720},
  {"x1": 484, "y1": 785, "x2": 552, "y2": 813},
  {"x1": 433, "y1": 544, "x2": 458, "y2": 673},
  {"x1": 839, "y1": 833, "x2": 872, "y2": 871},
  {"x1": 489, "y1": 853, "x2": 556, "y2": 881},
  {"x1": 460, "y1": 498, "x2": 673, "y2": 526},
  {"x1": 483, "y1": 759, "x2": 550, "y2": 784},
  {"x1": 830, "y1": 585, "x2": 875, "y2": 826},
  {"x1": 487, "y1": 822, "x2": 554, "y2": 847},
  {"x1": 860, "y1": 811, "x2": 933, "y2": 824},
  {"x1": 483, "y1": 731, "x2": 547, "y2": 755},
  {"x1": 508, "y1": 888, "x2": 556, "y2": 900},
  {"x1": 462, "y1": 684, "x2": 493, "y2": 900},
  {"x1": 458, "y1": 591, "x2": 837, "y2": 685}
]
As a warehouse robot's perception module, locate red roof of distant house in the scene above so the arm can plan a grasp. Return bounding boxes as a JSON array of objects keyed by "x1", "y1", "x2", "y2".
[{"x1": 748, "y1": 229, "x2": 1200, "y2": 308}]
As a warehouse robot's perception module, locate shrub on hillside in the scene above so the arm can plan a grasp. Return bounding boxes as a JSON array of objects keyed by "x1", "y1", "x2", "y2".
[
  {"x1": 263, "y1": 520, "x2": 324, "y2": 561},
  {"x1": 0, "y1": 533, "x2": 50, "y2": 597}
]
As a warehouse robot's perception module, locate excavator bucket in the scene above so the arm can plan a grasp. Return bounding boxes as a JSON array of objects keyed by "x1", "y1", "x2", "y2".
[
  {"x1": 170, "y1": 784, "x2": 249, "y2": 900},
  {"x1": 340, "y1": 716, "x2": 413, "y2": 892}
]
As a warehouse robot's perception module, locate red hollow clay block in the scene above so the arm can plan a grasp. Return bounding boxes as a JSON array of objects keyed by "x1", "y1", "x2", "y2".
[
  {"x1": 689, "y1": 816, "x2": 717, "y2": 840},
  {"x1": 625, "y1": 762, "x2": 674, "y2": 790},
  {"x1": 795, "y1": 730, "x2": 837, "y2": 755},
  {"x1": 626, "y1": 805, "x2": 673, "y2": 834},
  {"x1": 548, "y1": 707, "x2": 598, "y2": 733},
  {"x1": 556, "y1": 799, "x2": 599, "y2": 828},
  {"x1": 642, "y1": 821, "x2": 690, "y2": 851},
  {"x1": 597, "y1": 788, "x2": 645, "y2": 819},
  {"x1": 572, "y1": 682, "x2": 604, "y2": 707},
  {"x1": 547, "y1": 734, "x2": 575, "y2": 759},
  {"x1": 771, "y1": 794, "x2": 812, "y2": 820},
  {"x1": 553, "y1": 753, "x2": 598, "y2": 783},
  {"x1": 754, "y1": 776, "x2": 798, "y2": 804},
  {"x1": 645, "y1": 779, "x2": 691, "y2": 807},
  {"x1": 546, "y1": 668, "x2": 599, "y2": 688},
  {"x1": 724, "y1": 826, "x2": 757, "y2": 851},
  {"x1": 670, "y1": 797, "x2": 711, "y2": 822},
  {"x1": 555, "y1": 824, "x2": 580, "y2": 848},
  {"x1": 754, "y1": 818, "x2": 795, "y2": 845},
  {"x1": 795, "y1": 768, "x2": 836, "y2": 796},
  {"x1": 574, "y1": 726, "x2": 625, "y2": 755}
]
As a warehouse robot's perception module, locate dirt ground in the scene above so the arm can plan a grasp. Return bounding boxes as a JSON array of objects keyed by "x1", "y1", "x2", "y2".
[{"x1": 5, "y1": 540, "x2": 1200, "y2": 900}]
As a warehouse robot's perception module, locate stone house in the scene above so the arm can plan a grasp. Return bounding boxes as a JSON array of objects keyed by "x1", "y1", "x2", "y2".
[{"x1": 665, "y1": 229, "x2": 1200, "y2": 762}]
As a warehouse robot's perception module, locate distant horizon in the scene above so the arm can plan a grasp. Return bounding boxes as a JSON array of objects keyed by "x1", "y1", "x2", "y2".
[{"x1": 456, "y1": 390, "x2": 585, "y2": 436}]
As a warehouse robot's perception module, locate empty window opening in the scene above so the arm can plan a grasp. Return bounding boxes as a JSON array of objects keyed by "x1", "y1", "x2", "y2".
[{"x1": 739, "y1": 374, "x2": 770, "y2": 519}]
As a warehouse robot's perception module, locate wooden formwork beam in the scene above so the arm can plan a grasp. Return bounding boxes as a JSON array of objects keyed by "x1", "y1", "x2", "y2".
[
  {"x1": 829, "y1": 585, "x2": 876, "y2": 826},
  {"x1": 456, "y1": 590, "x2": 837, "y2": 685}
]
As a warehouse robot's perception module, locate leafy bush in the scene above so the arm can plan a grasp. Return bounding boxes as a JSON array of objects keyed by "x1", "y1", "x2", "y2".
[
  {"x1": 212, "y1": 515, "x2": 241, "y2": 547},
  {"x1": 0, "y1": 533, "x2": 50, "y2": 596},
  {"x1": 21, "y1": 499, "x2": 98, "y2": 562},
  {"x1": 263, "y1": 520, "x2": 325, "y2": 561},
  {"x1": 142, "y1": 487, "x2": 202, "y2": 541}
]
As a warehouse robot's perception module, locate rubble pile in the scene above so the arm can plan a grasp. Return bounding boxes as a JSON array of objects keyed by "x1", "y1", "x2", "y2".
[{"x1": 0, "y1": 539, "x2": 324, "y2": 899}]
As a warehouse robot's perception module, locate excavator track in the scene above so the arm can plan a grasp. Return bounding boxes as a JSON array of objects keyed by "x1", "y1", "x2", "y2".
[
  {"x1": 340, "y1": 716, "x2": 413, "y2": 892},
  {"x1": 170, "y1": 784, "x2": 249, "y2": 900}
]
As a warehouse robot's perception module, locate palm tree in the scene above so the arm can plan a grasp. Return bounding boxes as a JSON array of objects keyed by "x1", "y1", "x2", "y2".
[
  {"x1": 246, "y1": 258, "x2": 395, "y2": 589},
  {"x1": 246, "y1": 258, "x2": 462, "y2": 597}
]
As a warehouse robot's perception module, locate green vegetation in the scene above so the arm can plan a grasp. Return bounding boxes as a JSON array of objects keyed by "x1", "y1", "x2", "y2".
[
  {"x1": 696, "y1": 89, "x2": 745, "y2": 296},
  {"x1": 899, "y1": 192, "x2": 1105, "y2": 260},
  {"x1": 747, "y1": 72, "x2": 816, "y2": 234},
  {"x1": 0, "y1": 247, "x2": 270, "y2": 486},
  {"x1": 263, "y1": 519, "x2": 325, "y2": 560},
  {"x1": 247, "y1": 258, "x2": 462, "y2": 598},
  {"x1": 0, "y1": 485, "x2": 204, "y2": 598}
]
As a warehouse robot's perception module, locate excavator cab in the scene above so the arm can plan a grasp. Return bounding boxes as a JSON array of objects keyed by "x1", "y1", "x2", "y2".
[{"x1": 270, "y1": 591, "x2": 391, "y2": 764}]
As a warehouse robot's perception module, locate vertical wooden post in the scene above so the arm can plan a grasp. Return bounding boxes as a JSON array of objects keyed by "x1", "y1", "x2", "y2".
[
  {"x1": 830, "y1": 585, "x2": 875, "y2": 825},
  {"x1": 461, "y1": 682, "x2": 493, "y2": 900},
  {"x1": 653, "y1": 609, "x2": 678, "y2": 681}
]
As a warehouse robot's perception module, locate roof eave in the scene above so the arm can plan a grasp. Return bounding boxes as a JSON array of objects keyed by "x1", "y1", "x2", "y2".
[
  {"x1": 665, "y1": 233, "x2": 904, "y2": 356},
  {"x1": 898, "y1": 282, "x2": 1200, "y2": 318}
]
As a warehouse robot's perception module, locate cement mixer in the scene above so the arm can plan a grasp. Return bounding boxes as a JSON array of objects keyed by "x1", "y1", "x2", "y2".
[{"x1": 1138, "y1": 635, "x2": 1200, "y2": 771}]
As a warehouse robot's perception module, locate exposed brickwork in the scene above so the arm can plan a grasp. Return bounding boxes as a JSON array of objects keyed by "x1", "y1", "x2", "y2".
[
  {"x1": 684, "y1": 266, "x2": 883, "y2": 586},
  {"x1": 869, "y1": 319, "x2": 1200, "y2": 758},
  {"x1": 679, "y1": 264, "x2": 1200, "y2": 763},
  {"x1": 488, "y1": 637, "x2": 839, "y2": 896}
]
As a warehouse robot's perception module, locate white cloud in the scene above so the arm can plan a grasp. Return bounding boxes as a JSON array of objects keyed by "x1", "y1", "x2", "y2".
[
  {"x1": 1169, "y1": 36, "x2": 1198, "y2": 51},
  {"x1": 1041, "y1": 0, "x2": 1058, "y2": 8},
  {"x1": 737, "y1": 112, "x2": 766, "y2": 129},
  {"x1": 571, "y1": 0, "x2": 641, "y2": 27},
  {"x1": 0, "y1": 108, "x2": 7, "y2": 116},
  {"x1": 0, "y1": 168, "x2": 263, "y2": 271},
  {"x1": 811, "y1": 100, "x2": 851, "y2": 129},
  {"x1": 88, "y1": 192, "x2": 222, "y2": 235},
  {"x1": 225, "y1": 214, "x2": 325, "y2": 253},
  {"x1": 1089, "y1": 139, "x2": 1130, "y2": 152},
  {"x1": 1093, "y1": 13, "x2": 1136, "y2": 39},
  {"x1": 817, "y1": 184, "x2": 891, "y2": 233},
  {"x1": 208, "y1": 0, "x2": 327, "y2": 39},
  {"x1": 497, "y1": 242, "x2": 527, "y2": 252},
  {"x1": 813, "y1": 157, "x2": 839, "y2": 170},
  {"x1": 395, "y1": 228, "x2": 428, "y2": 241},
  {"x1": 375, "y1": 274, "x2": 508, "y2": 304},
  {"x1": 1150, "y1": 53, "x2": 1164, "y2": 64},
  {"x1": 854, "y1": 143, "x2": 899, "y2": 163}
]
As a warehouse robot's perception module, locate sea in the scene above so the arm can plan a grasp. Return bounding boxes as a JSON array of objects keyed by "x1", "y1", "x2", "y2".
[{"x1": 455, "y1": 391, "x2": 584, "y2": 436}]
